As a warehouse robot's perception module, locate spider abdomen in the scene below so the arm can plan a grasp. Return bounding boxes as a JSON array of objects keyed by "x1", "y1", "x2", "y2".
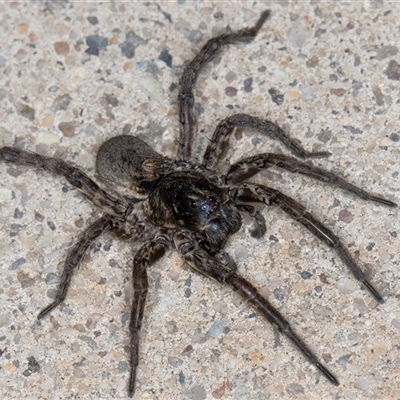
[{"x1": 96, "y1": 135, "x2": 171, "y2": 197}]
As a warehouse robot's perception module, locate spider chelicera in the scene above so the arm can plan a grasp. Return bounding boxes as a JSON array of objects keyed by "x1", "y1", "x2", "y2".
[{"x1": 0, "y1": 10, "x2": 397, "y2": 397}]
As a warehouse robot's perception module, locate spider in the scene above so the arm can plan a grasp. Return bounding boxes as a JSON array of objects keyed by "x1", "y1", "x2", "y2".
[{"x1": 0, "y1": 9, "x2": 397, "y2": 397}]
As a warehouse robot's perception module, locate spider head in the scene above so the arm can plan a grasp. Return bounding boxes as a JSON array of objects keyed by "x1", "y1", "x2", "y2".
[{"x1": 145, "y1": 171, "x2": 241, "y2": 249}]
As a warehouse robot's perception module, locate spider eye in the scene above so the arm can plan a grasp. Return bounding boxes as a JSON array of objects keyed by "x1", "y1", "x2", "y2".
[{"x1": 200, "y1": 203, "x2": 211, "y2": 212}]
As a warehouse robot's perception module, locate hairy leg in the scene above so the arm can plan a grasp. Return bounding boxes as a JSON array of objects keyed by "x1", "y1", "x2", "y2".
[
  {"x1": 177, "y1": 10, "x2": 270, "y2": 162},
  {"x1": 128, "y1": 231, "x2": 170, "y2": 397},
  {"x1": 226, "y1": 152, "x2": 397, "y2": 207},
  {"x1": 233, "y1": 183, "x2": 390, "y2": 303},
  {"x1": 174, "y1": 229, "x2": 339, "y2": 386},
  {"x1": 0, "y1": 147, "x2": 129, "y2": 216},
  {"x1": 38, "y1": 216, "x2": 111, "y2": 318},
  {"x1": 203, "y1": 114, "x2": 331, "y2": 170}
]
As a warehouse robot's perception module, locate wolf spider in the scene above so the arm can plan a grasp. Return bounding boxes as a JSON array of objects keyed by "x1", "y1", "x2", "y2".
[{"x1": 0, "y1": 9, "x2": 397, "y2": 397}]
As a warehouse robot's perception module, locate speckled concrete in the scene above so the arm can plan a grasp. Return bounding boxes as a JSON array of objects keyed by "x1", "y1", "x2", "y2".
[{"x1": 0, "y1": 2, "x2": 399, "y2": 400}]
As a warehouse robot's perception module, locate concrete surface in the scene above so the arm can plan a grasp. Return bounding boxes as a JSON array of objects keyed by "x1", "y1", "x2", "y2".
[{"x1": 0, "y1": 1, "x2": 399, "y2": 400}]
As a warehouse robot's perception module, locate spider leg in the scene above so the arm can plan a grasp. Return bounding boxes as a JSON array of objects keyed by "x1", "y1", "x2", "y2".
[
  {"x1": 202, "y1": 114, "x2": 331, "y2": 170},
  {"x1": 226, "y1": 153, "x2": 397, "y2": 207},
  {"x1": 38, "y1": 216, "x2": 111, "y2": 318},
  {"x1": 128, "y1": 231, "x2": 171, "y2": 397},
  {"x1": 0, "y1": 147, "x2": 129, "y2": 216},
  {"x1": 174, "y1": 229, "x2": 339, "y2": 386},
  {"x1": 233, "y1": 183, "x2": 388, "y2": 303},
  {"x1": 176, "y1": 10, "x2": 271, "y2": 162}
]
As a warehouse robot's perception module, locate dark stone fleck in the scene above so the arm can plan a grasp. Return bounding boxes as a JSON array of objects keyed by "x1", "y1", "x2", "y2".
[
  {"x1": 314, "y1": 6, "x2": 323, "y2": 17},
  {"x1": 47, "y1": 221, "x2": 56, "y2": 231},
  {"x1": 306, "y1": 55, "x2": 319, "y2": 67},
  {"x1": 376, "y1": 45, "x2": 398, "y2": 61},
  {"x1": 23, "y1": 355, "x2": 40, "y2": 376},
  {"x1": 168, "y1": 356, "x2": 183, "y2": 367},
  {"x1": 251, "y1": 137, "x2": 261, "y2": 146},
  {"x1": 337, "y1": 354, "x2": 351, "y2": 365},
  {"x1": 181, "y1": 344, "x2": 193, "y2": 356},
  {"x1": 185, "y1": 385, "x2": 206, "y2": 399},
  {"x1": 269, "y1": 235, "x2": 278, "y2": 242},
  {"x1": 214, "y1": 12, "x2": 223, "y2": 19},
  {"x1": 343, "y1": 125, "x2": 362, "y2": 134},
  {"x1": 78, "y1": 335, "x2": 98, "y2": 350},
  {"x1": 159, "y1": 49, "x2": 172, "y2": 67},
  {"x1": 366, "y1": 242, "x2": 375, "y2": 251},
  {"x1": 390, "y1": 231, "x2": 397, "y2": 238},
  {"x1": 54, "y1": 41, "x2": 69, "y2": 56},
  {"x1": 317, "y1": 129, "x2": 332, "y2": 144},
  {"x1": 0, "y1": 55, "x2": 6, "y2": 68},
  {"x1": 384, "y1": 60, "x2": 400, "y2": 80},
  {"x1": 121, "y1": 312, "x2": 129, "y2": 325},
  {"x1": 100, "y1": 93, "x2": 119, "y2": 107},
  {"x1": 372, "y1": 85, "x2": 384, "y2": 106},
  {"x1": 14, "y1": 208, "x2": 23, "y2": 219},
  {"x1": 179, "y1": 370, "x2": 185, "y2": 385},
  {"x1": 45, "y1": 272, "x2": 59, "y2": 285},
  {"x1": 86, "y1": 35, "x2": 108, "y2": 50},
  {"x1": 120, "y1": 124, "x2": 131, "y2": 136},
  {"x1": 243, "y1": 77, "x2": 253, "y2": 92},
  {"x1": 17, "y1": 271, "x2": 35, "y2": 288},
  {"x1": 315, "y1": 285, "x2": 322, "y2": 293},
  {"x1": 330, "y1": 88, "x2": 346, "y2": 96},
  {"x1": 28, "y1": 356, "x2": 40, "y2": 372},
  {"x1": 169, "y1": 82, "x2": 178, "y2": 91},
  {"x1": 138, "y1": 60, "x2": 159, "y2": 75},
  {"x1": 286, "y1": 383, "x2": 304, "y2": 395},
  {"x1": 118, "y1": 361, "x2": 128, "y2": 372},
  {"x1": 329, "y1": 74, "x2": 338, "y2": 82},
  {"x1": 225, "y1": 86, "x2": 237, "y2": 97},
  {"x1": 338, "y1": 209, "x2": 353, "y2": 223},
  {"x1": 119, "y1": 31, "x2": 146, "y2": 59},
  {"x1": 389, "y1": 132, "x2": 399, "y2": 142},
  {"x1": 87, "y1": 16, "x2": 99, "y2": 25},
  {"x1": 10, "y1": 257, "x2": 26, "y2": 271},
  {"x1": 268, "y1": 88, "x2": 284, "y2": 105},
  {"x1": 59, "y1": 121, "x2": 79, "y2": 137},
  {"x1": 86, "y1": 47, "x2": 99, "y2": 56},
  {"x1": 10, "y1": 224, "x2": 25, "y2": 237},
  {"x1": 273, "y1": 288, "x2": 285, "y2": 302},
  {"x1": 301, "y1": 271, "x2": 312, "y2": 279},
  {"x1": 52, "y1": 93, "x2": 72, "y2": 112},
  {"x1": 103, "y1": 240, "x2": 112, "y2": 251},
  {"x1": 352, "y1": 81, "x2": 363, "y2": 97},
  {"x1": 184, "y1": 288, "x2": 191, "y2": 298},
  {"x1": 186, "y1": 30, "x2": 203, "y2": 44},
  {"x1": 194, "y1": 102, "x2": 204, "y2": 116},
  {"x1": 16, "y1": 103, "x2": 35, "y2": 121},
  {"x1": 315, "y1": 28, "x2": 326, "y2": 37},
  {"x1": 162, "y1": 11, "x2": 172, "y2": 23},
  {"x1": 35, "y1": 212, "x2": 44, "y2": 222}
]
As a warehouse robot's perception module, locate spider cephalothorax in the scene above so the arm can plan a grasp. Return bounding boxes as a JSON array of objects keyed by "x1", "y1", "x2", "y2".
[{"x1": 0, "y1": 10, "x2": 397, "y2": 397}]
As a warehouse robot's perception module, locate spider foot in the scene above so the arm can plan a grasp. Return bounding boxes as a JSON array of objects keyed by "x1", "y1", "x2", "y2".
[
  {"x1": 37, "y1": 300, "x2": 61, "y2": 319},
  {"x1": 362, "y1": 278, "x2": 384, "y2": 304},
  {"x1": 305, "y1": 150, "x2": 332, "y2": 159},
  {"x1": 128, "y1": 366, "x2": 137, "y2": 398},
  {"x1": 368, "y1": 195, "x2": 397, "y2": 208},
  {"x1": 316, "y1": 362, "x2": 340, "y2": 386}
]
